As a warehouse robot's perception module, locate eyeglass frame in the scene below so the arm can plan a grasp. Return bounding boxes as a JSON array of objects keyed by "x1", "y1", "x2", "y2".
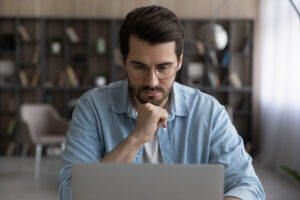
[{"x1": 125, "y1": 62, "x2": 179, "y2": 79}]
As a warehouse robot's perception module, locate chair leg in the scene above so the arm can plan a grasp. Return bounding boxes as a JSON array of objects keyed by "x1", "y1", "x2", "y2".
[{"x1": 34, "y1": 144, "x2": 42, "y2": 180}]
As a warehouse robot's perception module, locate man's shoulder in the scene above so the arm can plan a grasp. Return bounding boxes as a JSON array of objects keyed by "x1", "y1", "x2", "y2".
[
  {"x1": 78, "y1": 80, "x2": 126, "y2": 104},
  {"x1": 174, "y1": 82, "x2": 219, "y2": 106}
]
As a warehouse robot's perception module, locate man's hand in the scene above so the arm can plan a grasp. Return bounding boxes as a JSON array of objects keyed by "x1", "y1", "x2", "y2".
[
  {"x1": 100, "y1": 97, "x2": 168, "y2": 163},
  {"x1": 130, "y1": 97, "x2": 168, "y2": 145}
]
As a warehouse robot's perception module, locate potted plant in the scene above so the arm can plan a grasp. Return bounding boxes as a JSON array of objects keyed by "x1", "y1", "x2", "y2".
[{"x1": 281, "y1": 165, "x2": 300, "y2": 185}]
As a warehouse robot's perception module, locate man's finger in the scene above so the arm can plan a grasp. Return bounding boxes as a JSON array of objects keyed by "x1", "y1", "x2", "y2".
[
  {"x1": 157, "y1": 118, "x2": 167, "y2": 129},
  {"x1": 163, "y1": 118, "x2": 167, "y2": 128},
  {"x1": 158, "y1": 111, "x2": 168, "y2": 128}
]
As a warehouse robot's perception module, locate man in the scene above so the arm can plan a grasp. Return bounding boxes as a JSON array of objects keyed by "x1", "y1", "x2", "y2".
[{"x1": 58, "y1": 5, "x2": 265, "y2": 200}]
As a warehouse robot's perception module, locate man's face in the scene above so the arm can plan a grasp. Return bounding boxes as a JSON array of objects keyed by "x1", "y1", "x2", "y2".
[{"x1": 124, "y1": 35, "x2": 182, "y2": 107}]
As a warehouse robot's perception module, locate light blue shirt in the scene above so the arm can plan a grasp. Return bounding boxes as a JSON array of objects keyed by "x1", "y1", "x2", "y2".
[{"x1": 57, "y1": 80, "x2": 265, "y2": 200}]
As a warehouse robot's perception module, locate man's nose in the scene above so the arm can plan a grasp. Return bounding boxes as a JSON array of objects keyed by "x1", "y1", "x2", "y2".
[{"x1": 144, "y1": 68, "x2": 159, "y2": 88}]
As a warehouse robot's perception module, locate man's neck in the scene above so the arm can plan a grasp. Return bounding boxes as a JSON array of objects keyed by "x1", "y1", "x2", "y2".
[{"x1": 161, "y1": 94, "x2": 171, "y2": 110}]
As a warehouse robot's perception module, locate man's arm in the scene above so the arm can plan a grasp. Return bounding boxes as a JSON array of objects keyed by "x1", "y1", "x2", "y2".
[
  {"x1": 58, "y1": 93, "x2": 168, "y2": 199},
  {"x1": 57, "y1": 97, "x2": 103, "y2": 200},
  {"x1": 209, "y1": 104, "x2": 265, "y2": 200},
  {"x1": 99, "y1": 131, "x2": 142, "y2": 163}
]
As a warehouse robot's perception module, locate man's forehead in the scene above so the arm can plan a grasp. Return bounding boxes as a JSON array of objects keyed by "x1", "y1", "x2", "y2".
[{"x1": 127, "y1": 35, "x2": 177, "y2": 64}]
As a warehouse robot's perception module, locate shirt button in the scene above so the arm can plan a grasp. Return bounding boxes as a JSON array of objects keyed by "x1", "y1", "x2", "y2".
[{"x1": 163, "y1": 127, "x2": 167, "y2": 132}]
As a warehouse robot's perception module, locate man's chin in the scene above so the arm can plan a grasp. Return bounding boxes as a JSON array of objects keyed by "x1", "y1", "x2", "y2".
[
  {"x1": 146, "y1": 99, "x2": 163, "y2": 106},
  {"x1": 138, "y1": 97, "x2": 162, "y2": 106}
]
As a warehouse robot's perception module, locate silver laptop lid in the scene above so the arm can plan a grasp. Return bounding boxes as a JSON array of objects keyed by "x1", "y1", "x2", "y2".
[{"x1": 72, "y1": 163, "x2": 224, "y2": 200}]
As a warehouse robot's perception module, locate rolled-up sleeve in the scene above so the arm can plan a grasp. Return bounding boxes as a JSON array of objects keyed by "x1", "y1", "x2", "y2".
[
  {"x1": 57, "y1": 96, "x2": 104, "y2": 200},
  {"x1": 209, "y1": 105, "x2": 265, "y2": 200}
]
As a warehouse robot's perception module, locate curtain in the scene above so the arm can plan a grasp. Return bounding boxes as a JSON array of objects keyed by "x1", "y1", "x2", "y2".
[{"x1": 258, "y1": 0, "x2": 300, "y2": 171}]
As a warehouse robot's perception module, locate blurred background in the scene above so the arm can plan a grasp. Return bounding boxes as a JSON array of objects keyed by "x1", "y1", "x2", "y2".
[{"x1": 0, "y1": 0, "x2": 299, "y2": 199}]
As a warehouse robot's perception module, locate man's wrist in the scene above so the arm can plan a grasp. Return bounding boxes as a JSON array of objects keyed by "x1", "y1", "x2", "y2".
[{"x1": 127, "y1": 132, "x2": 144, "y2": 148}]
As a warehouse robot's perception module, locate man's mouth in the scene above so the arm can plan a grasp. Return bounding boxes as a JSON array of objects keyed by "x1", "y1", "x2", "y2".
[{"x1": 143, "y1": 90, "x2": 160, "y2": 96}]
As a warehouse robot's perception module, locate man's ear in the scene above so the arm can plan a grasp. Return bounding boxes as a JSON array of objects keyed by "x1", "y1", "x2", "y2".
[{"x1": 177, "y1": 54, "x2": 183, "y2": 71}]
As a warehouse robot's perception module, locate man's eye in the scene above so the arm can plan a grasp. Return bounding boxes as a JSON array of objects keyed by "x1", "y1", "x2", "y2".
[
  {"x1": 157, "y1": 65, "x2": 170, "y2": 70},
  {"x1": 134, "y1": 65, "x2": 146, "y2": 70}
]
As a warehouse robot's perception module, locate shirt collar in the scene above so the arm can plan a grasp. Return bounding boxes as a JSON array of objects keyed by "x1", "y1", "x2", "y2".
[
  {"x1": 112, "y1": 80, "x2": 136, "y2": 118},
  {"x1": 168, "y1": 82, "x2": 190, "y2": 120},
  {"x1": 112, "y1": 80, "x2": 189, "y2": 120}
]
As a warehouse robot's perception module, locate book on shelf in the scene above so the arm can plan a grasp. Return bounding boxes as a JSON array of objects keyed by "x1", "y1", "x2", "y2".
[
  {"x1": 66, "y1": 27, "x2": 80, "y2": 43},
  {"x1": 196, "y1": 40, "x2": 205, "y2": 55},
  {"x1": 214, "y1": 73, "x2": 221, "y2": 86},
  {"x1": 208, "y1": 71, "x2": 221, "y2": 88},
  {"x1": 230, "y1": 72, "x2": 243, "y2": 88},
  {"x1": 243, "y1": 35, "x2": 252, "y2": 54},
  {"x1": 208, "y1": 71, "x2": 216, "y2": 87},
  {"x1": 17, "y1": 25, "x2": 30, "y2": 42},
  {"x1": 58, "y1": 70, "x2": 68, "y2": 87},
  {"x1": 66, "y1": 66, "x2": 79, "y2": 87},
  {"x1": 31, "y1": 69, "x2": 40, "y2": 86},
  {"x1": 32, "y1": 46, "x2": 40, "y2": 65},
  {"x1": 19, "y1": 70, "x2": 29, "y2": 86},
  {"x1": 208, "y1": 50, "x2": 219, "y2": 66},
  {"x1": 221, "y1": 49, "x2": 230, "y2": 66}
]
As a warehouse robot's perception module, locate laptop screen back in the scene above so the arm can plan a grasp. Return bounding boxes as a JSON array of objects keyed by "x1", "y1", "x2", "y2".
[{"x1": 72, "y1": 163, "x2": 224, "y2": 200}]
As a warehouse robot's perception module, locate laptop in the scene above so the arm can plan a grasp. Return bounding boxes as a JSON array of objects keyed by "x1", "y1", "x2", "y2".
[{"x1": 72, "y1": 163, "x2": 224, "y2": 200}]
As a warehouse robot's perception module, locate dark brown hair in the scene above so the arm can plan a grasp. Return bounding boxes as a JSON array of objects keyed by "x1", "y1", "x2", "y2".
[{"x1": 119, "y1": 5, "x2": 184, "y2": 63}]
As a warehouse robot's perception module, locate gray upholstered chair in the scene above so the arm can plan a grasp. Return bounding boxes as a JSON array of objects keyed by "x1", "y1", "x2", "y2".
[{"x1": 20, "y1": 104, "x2": 69, "y2": 179}]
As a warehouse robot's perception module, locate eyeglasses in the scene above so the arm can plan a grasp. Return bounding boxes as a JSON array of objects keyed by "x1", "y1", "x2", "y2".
[{"x1": 127, "y1": 63, "x2": 177, "y2": 79}]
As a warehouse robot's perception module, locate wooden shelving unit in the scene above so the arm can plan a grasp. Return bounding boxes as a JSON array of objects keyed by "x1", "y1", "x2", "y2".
[
  {"x1": 0, "y1": 17, "x2": 254, "y2": 155},
  {"x1": 181, "y1": 19, "x2": 254, "y2": 145}
]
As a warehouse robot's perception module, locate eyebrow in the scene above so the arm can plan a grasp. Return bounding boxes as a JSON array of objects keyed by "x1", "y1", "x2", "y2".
[{"x1": 130, "y1": 60, "x2": 174, "y2": 66}]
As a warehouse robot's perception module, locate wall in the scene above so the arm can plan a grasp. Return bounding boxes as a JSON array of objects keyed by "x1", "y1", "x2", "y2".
[
  {"x1": 252, "y1": 1, "x2": 261, "y2": 155},
  {"x1": 0, "y1": 0, "x2": 258, "y2": 19}
]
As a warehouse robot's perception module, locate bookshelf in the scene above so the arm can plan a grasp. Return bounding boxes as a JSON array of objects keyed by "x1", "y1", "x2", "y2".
[
  {"x1": 0, "y1": 17, "x2": 254, "y2": 155},
  {"x1": 181, "y1": 19, "x2": 254, "y2": 145}
]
